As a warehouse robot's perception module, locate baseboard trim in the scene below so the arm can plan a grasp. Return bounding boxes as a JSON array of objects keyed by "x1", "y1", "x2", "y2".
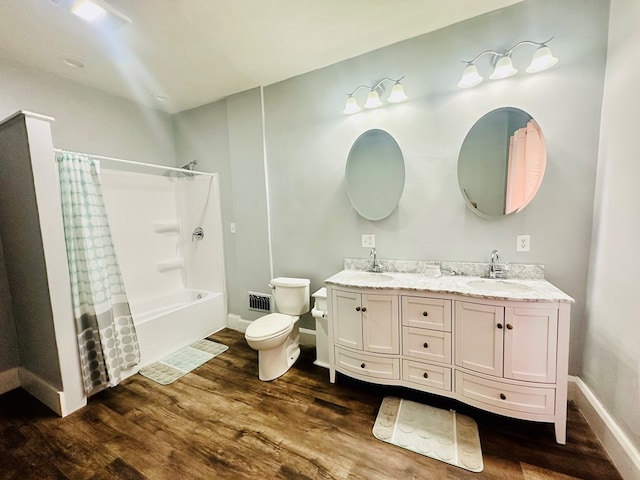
[
  {"x1": 569, "y1": 375, "x2": 640, "y2": 480},
  {"x1": 0, "y1": 367, "x2": 20, "y2": 395},
  {"x1": 313, "y1": 360, "x2": 330, "y2": 369},
  {"x1": 18, "y1": 367, "x2": 63, "y2": 416}
]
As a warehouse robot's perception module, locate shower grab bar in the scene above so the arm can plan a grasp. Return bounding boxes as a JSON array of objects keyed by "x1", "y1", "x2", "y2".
[{"x1": 53, "y1": 148, "x2": 215, "y2": 177}]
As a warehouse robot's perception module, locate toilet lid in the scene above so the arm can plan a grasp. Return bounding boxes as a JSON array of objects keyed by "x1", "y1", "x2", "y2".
[{"x1": 245, "y1": 313, "x2": 294, "y2": 341}]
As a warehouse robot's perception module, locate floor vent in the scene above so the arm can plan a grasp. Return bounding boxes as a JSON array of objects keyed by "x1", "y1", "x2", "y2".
[{"x1": 248, "y1": 292, "x2": 271, "y2": 312}]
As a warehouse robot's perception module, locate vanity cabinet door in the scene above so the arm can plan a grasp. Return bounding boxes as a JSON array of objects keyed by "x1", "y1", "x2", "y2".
[
  {"x1": 455, "y1": 301, "x2": 504, "y2": 377},
  {"x1": 504, "y1": 306, "x2": 558, "y2": 383},
  {"x1": 332, "y1": 290, "x2": 363, "y2": 350},
  {"x1": 362, "y1": 294, "x2": 399, "y2": 354}
]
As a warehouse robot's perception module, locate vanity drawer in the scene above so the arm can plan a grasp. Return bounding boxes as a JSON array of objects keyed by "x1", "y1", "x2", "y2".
[
  {"x1": 335, "y1": 348, "x2": 400, "y2": 380},
  {"x1": 402, "y1": 359, "x2": 452, "y2": 392},
  {"x1": 402, "y1": 327, "x2": 452, "y2": 363},
  {"x1": 401, "y1": 296, "x2": 451, "y2": 331},
  {"x1": 456, "y1": 372, "x2": 555, "y2": 416}
]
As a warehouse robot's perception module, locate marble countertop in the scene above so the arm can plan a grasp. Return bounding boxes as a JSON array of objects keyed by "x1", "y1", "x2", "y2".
[{"x1": 325, "y1": 269, "x2": 574, "y2": 303}]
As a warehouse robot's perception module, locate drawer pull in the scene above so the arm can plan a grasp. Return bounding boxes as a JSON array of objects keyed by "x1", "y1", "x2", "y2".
[
  {"x1": 422, "y1": 311, "x2": 429, "y2": 317},
  {"x1": 423, "y1": 372, "x2": 429, "y2": 379},
  {"x1": 500, "y1": 393, "x2": 507, "y2": 400},
  {"x1": 497, "y1": 323, "x2": 503, "y2": 329},
  {"x1": 360, "y1": 363, "x2": 366, "y2": 369},
  {"x1": 361, "y1": 307, "x2": 367, "y2": 312},
  {"x1": 506, "y1": 323, "x2": 513, "y2": 330},
  {"x1": 423, "y1": 342, "x2": 429, "y2": 349},
  {"x1": 355, "y1": 307, "x2": 361, "y2": 312}
]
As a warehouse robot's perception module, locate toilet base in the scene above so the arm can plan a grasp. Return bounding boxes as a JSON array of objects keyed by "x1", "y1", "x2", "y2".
[{"x1": 257, "y1": 326, "x2": 300, "y2": 381}]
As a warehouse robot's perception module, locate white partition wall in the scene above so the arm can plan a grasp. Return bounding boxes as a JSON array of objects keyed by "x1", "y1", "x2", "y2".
[{"x1": 0, "y1": 111, "x2": 86, "y2": 416}]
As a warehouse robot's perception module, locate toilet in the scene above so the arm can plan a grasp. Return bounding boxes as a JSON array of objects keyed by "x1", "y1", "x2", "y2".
[{"x1": 245, "y1": 277, "x2": 310, "y2": 381}]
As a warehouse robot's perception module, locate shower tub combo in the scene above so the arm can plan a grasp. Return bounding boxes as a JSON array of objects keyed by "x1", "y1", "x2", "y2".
[{"x1": 97, "y1": 157, "x2": 228, "y2": 375}]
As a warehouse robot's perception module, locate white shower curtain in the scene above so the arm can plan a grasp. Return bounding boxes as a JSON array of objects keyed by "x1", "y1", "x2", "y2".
[{"x1": 57, "y1": 151, "x2": 140, "y2": 396}]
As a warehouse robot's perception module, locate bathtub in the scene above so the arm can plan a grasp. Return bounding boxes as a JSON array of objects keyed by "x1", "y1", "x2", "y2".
[{"x1": 123, "y1": 289, "x2": 227, "y2": 375}]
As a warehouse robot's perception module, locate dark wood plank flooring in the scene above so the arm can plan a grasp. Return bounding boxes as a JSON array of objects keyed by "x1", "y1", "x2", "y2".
[{"x1": 0, "y1": 328, "x2": 622, "y2": 479}]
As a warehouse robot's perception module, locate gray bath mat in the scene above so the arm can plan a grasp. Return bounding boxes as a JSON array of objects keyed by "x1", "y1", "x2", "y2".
[
  {"x1": 372, "y1": 396, "x2": 483, "y2": 472},
  {"x1": 139, "y1": 340, "x2": 228, "y2": 385}
]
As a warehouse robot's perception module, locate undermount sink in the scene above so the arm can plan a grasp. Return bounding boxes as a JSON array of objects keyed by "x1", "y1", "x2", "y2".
[
  {"x1": 467, "y1": 279, "x2": 532, "y2": 293},
  {"x1": 342, "y1": 272, "x2": 394, "y2": 283}
]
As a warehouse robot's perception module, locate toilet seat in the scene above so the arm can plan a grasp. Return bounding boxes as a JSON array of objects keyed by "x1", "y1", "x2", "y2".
[{"x1": 245, "y1": 313, "x2": 295, "y2": 341}]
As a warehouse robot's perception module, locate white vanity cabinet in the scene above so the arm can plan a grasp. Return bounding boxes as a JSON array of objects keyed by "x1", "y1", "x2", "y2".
[
  {"x1": 331, "y1": 289, "x2": 400, "y2": 381},
  {"x1": 454, "y1": 300, "x2": 561, "y2": 425},
  {"x1": 326, "y1": 273, "x2": 572, "y2": 444}
]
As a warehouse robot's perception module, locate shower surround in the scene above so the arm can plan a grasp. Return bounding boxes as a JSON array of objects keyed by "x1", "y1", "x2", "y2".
[{"x1": 99, "y1": 166, "x2": 227, "y2": 370}]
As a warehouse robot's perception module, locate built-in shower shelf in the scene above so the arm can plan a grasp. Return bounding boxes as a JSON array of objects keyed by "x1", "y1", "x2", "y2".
[
  {"x1": 156, "y1": 258, "x2": 184, "y2": 272},
  {"x1": 153, "y1": 220, "x2": 180, "y2": 234}
]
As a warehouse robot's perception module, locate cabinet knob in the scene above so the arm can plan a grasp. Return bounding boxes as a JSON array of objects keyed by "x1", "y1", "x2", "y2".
[
  {"x1": 423, "y1": 372, "x2": 429, "y2": 379},
  {"x1": 500, "y1": 393, "x2": 507, "y2": 400},
  {"x1": 497, "y1": 323, "x2": 503, "y2": 329},
  {"x1": 422, "y1": 311, "x2": 429, "y2": 317},
  {"x1": 361, "y1": 307, "x2": 367, "y2": 312},
  {"x1": 360, "y1": 363, "x2": 366, "y2": 369},
  {"x1": 506, "y1": 324, "x2": 513, "y2": 330},
  {"x1": 355, "y1": 307, "x2": 361, "y2": 312},
  {"x1": 423, "y1": 342, "x2": 429, "y2": 349}
]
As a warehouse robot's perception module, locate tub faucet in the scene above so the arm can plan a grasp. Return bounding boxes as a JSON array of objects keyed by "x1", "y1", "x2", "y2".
[
  {"x1": 489, "y1": 249, "x2": 507, "y2": 279},
  {"x1": 369, "y1": 248, "x2": 383, "y2": 273}
]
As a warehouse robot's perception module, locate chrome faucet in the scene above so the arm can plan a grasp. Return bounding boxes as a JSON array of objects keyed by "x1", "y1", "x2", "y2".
[
  {"x1": 489, "y1": 249, "x2": 507, "y2": 279},
  {"x1": 369, "y1": 248, "x2": 383, "y2": 273}
]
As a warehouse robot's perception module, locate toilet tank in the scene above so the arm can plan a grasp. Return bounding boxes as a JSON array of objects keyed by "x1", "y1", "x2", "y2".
[{"x1": 271, "y1": 277, "x2": 310, "y2": 315}]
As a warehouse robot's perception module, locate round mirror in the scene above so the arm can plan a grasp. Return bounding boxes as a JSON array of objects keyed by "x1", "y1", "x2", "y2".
[
  {"x1": 458, "y1": 107, "x2": 547, "y2": 217},
  {"x1": 345, "y1": 129, "x2": 405, "y2": 221}
]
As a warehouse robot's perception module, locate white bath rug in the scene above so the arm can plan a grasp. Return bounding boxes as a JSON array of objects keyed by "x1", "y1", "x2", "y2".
[
  {"x1": 139, "y1": 340, "x2": 228, "y2": 385},
  {"x1": 372, "y1": 396, "x2": 483, "y2": 473}
]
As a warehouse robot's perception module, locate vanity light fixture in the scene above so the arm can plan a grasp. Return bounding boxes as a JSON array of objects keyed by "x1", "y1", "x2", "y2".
[
  {"x1": 343, "y1": 77, "x2": 407, "y2": 114},
  {"x1": 51, "y1": 0, "x2": 131, "y2": 30},
  {"x1": 457, "y1": 37, "x2": 558, "y2": 88}
]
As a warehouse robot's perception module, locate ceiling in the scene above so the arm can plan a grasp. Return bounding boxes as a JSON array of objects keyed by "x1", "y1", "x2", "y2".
[{"x1": 0, "y1": 0, "x2": 523, "y2": 114}]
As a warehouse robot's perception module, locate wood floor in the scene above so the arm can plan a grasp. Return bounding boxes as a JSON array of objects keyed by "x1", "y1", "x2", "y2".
[{"x1": 0, "y1": 328, "x2": 623, "y2": 480}]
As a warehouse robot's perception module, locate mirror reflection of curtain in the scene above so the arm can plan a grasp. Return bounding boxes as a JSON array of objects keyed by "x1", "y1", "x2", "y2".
[{"x1": 505, "y1": 120, "x2": 546, "y2": 214}]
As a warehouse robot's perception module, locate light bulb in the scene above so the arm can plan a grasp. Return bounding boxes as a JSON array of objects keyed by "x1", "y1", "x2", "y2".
[
  {"x1": 72, "y1": 0, "x2": 107, "y2": 22},
  {"x1": 364, "y1": 89, "x2": 383, "y2": 109},
  {"x1": 457, "y1": 64, "x2": 483, "y2": 88},
  {"x1": 343, "y1": 96, "x2": 361, "y2": 115},
  {"x1": 526, "y1": 45, "x2": 559, "y2": 73},
  {"x1": 489, "y1": 55, "x2": 518, "y2": 80},
  {"x1": 387, "y1": 82, "x2": 408, "y2": 103}
]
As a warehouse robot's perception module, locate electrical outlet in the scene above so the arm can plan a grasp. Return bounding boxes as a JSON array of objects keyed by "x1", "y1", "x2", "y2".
[
  {"x1": 516, "y1": 234, "x2": 530, "y2": 252},
  {"x1": 361, "y1": 234, "x2": 375, "y2": 248},
  {"x1": 230, "y1": 223, "x2": 236, "y2": 234}
]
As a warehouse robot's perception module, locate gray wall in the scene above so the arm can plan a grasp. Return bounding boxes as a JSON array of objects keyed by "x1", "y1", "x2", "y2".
[
  {"x1": 173, "y1": 88, "x2": 272, "y2": 321},
  {"x1": 0, "y1": 56, "x2": 175, "y2": 166},
  {"x1": 0, "y1": 237, "x2": 19, "y2": 372},
  {"x1": 0, "y1": 117, "x2": 63, "y2": 387},
  {"x1": 586, "y1": 0, "x2": 640, "y2": 454},
  {"x1": 263, "y1": 0, "x2": 608, "y2": 372}
]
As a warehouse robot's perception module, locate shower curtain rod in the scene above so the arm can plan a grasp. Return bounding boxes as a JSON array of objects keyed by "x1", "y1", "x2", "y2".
[{"x1": 53, "y1": 148, "x2": 215, "y2": 177}]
